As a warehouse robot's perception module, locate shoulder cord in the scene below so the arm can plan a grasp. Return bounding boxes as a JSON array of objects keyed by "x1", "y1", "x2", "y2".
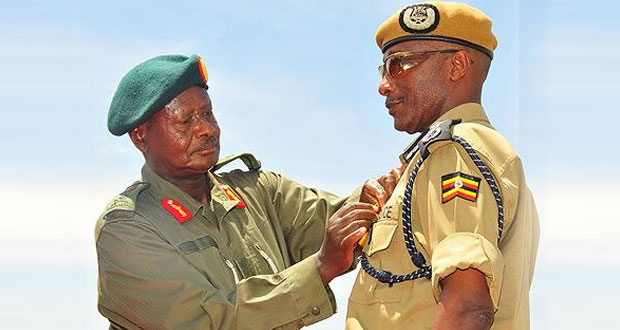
[{"x1": 360, "y1": 135, "x2": 505, "y2": 286}]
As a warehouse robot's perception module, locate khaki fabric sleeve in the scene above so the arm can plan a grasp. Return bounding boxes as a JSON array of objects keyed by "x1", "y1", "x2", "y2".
[
  {"x1": 97, "y1": 218, "x2": 335, "y2": 330},
  {"x1": 413, "y1": 143, "x2": 506, "y2": 309}
]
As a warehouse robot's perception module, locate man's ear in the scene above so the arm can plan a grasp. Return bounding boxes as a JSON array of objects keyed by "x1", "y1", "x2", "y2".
[
  {"x1": 129, "y1": 123, "x2": 148, "y2": 154},
  {"x1": 449, "y1": 50, "x2": 472, "y2": 82}
]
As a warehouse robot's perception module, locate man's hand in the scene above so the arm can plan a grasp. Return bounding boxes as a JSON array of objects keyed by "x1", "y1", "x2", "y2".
[
  {"x1": 360, "y1": 167, "x2": 402, "y2": 209},
  {"x1": 315, "y1": 202, "x2": 379, "y2": 284}
]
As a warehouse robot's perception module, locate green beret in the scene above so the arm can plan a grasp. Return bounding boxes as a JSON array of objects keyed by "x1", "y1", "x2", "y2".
[{"x1": 107, "y1": 54, "x2": 209, "y2": 136}]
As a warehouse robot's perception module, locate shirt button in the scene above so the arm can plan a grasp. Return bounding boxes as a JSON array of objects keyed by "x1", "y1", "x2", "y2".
[{"x1": 311, "y1": 306, "x2": 320, "y2": 316}]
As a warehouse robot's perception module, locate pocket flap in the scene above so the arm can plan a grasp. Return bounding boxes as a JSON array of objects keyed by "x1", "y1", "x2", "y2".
[
  {"x1": 366, "y1": 219, "x2": 398, "y2": 256},
  {"x1": 178, "y1": 235, "x2": 218, "y2": 254}
]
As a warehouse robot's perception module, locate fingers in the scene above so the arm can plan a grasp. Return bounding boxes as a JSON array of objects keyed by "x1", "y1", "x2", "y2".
[
  {"x1": 399, "y1": 163, "x2": 407, "y2": 175},
  {"x1": 327, "y1": 204, "x2": 378, "y2": 247},
  {"x1": 363, "y1": 179, "x2": 388, "y2": 208},
  {"x1": 336, "y1": 202, "x2": 378, "y2": 217},
  {"x1": 337, "y1": 218, "x2": 376, "y2": 250},
  {"x1": 378, "y1": 168, "x2": 400, "y2": 197},
  {"x1": 339, "y1": 219, "x2": 374, "y2": 241},
  {"x1": 391, "y1": 167, "x2": 401, "y2": 180},
  {"x1": 342, "y1": 227, "x2": 367, "y2": 249},
  {"x1": 341, "y1": 208, "x2": 379, "y2": 223}
]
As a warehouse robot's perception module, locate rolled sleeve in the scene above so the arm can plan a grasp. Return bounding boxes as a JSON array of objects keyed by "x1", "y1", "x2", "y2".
[
  {"x1": 412, "y1": 142, "x2": 508, "y2": 310},
  {"x1": 430, "y1": 232, "x2": 505, "y2": 310}
]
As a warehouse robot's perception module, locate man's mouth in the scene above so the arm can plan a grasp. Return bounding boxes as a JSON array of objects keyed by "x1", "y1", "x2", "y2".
[
  {"x1": 385, "y1": 98, "x2": 403, "y2": 113},
  {"x1": 194, "y1": 137, "x2": 219, "y2": 153}
]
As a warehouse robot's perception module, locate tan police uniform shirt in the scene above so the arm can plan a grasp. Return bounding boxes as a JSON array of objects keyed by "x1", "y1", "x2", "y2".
[
  {"x1": 346, "y1": 103, "x2": 539, "y2": 329},
  {"x1": 95, "y1": 160, "x2": 360, "y2": 330}
]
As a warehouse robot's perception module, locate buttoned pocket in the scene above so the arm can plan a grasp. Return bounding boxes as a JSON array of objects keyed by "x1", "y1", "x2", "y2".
[
  {"x1": 177, "y1": 236, "x2": 237, "y2": 288},
  {"x1": 234, "y1": 252, "x2": 273, "y2": 278},
  {"x1": 350, "y1": 219, "x2": 406, "y2": 304},
  {"x1": 366, "y1": 219, "x2": 398, "y2": 256}
]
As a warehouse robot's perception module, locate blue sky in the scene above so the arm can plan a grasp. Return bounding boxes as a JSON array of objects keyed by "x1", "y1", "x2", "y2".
[{"x1": 0, "y1": 0, "x2": 618, "y2": 329}]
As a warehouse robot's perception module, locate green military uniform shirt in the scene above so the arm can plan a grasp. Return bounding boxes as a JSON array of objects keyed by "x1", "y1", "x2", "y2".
[
  {"x1": 346, "y1": 103, "x2": 540, "y2": 329},
  {"x1": 95, "y1": 156, "x2": 360, "y2": 330}
]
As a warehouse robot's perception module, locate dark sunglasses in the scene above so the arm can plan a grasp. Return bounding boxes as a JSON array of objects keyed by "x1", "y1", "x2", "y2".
[{"x1": 378, "y1": 49, "x2": 460, "y2": 79}]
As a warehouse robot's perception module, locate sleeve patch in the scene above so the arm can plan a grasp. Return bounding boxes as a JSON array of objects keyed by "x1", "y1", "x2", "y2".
[{"x1": 441, "y1": 172, "x2": 481, "y2": 203}]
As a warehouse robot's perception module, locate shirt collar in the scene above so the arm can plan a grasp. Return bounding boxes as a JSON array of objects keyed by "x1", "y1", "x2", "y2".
[
  {"x1": 432, "y1": 102, "x2": 492, "y2": 128},
  {"x1": 207, "y1": 171, "x2": 240, "y2": 215},
  {"x1": 141, "y1": 164, "x2": 240, "y2": 220},
  {"x1": 141, "y1": 164, "x2": 204, "y2": 216},
  {"x1": 399, "y1": 103, "x2": 492, "y2": 164}
]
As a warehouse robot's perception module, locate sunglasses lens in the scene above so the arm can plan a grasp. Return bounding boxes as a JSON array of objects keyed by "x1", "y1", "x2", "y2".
[{"x1": 386, "y1": 57, "x2": 403, "y2": 77}]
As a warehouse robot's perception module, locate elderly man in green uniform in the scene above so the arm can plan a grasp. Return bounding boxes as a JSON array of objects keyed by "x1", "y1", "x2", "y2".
[
  {"x1": 347, "y1": 2, "x2": 540, "y2": 330},
  {"x1": 95, "y1": 54, "x2": 399, "y2": 329}
]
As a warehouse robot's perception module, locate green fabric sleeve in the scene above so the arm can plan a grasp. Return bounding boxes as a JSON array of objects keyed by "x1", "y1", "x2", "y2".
[{"x1": 259, "y1": 172, "x2": 359, "y2": 264}]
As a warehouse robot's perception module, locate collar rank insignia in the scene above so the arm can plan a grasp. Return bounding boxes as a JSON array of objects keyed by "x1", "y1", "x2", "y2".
[
  {"x1": 161, "y1": 198, "x2": 193, "y2": 223},
  {"x1": 441, "y1": 172, "x2": 481, "y2": 204},
  {"x1": 221, "y1": 185, "x2": 246, "y2": 208}
]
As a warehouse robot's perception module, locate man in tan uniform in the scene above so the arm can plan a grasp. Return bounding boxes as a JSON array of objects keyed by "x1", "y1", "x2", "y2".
[
  {"x1": 96, "y1": 54, "x2": 398, "y2": 329},
  {"x1": 347, "y1": 2, "x2": 540, "y2": 329}
]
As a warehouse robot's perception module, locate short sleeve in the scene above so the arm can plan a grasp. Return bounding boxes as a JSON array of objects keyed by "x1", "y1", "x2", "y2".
[{"x1": 413, "y1": 142, "x2": 506, "y2": 309}]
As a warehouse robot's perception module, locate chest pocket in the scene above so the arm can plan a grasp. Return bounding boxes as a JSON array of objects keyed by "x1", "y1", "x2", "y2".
[
  {"x1": 365, "y1": 203, "x2": 401, "y2": 257},
  {"x1": 231, "y1": 223, "x2": 281, "y2": 279},
  {"x1": 177, "y1": 235, "x2": 238, "y2": 289},
  {"x1": 350, "y1": 203, "x2": 409, "y2": 304},
  {"x1": 366, "y1": 220, "x2": 398, "y2": 256},
  {"x1": 233, "y1": 244, "x2": 279, "y2": 278}
]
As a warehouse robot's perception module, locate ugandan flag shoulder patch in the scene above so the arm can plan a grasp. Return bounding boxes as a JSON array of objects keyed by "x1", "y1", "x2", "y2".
[{"x1": 441, "y1": 172, "x2": 481, "y2": 204}]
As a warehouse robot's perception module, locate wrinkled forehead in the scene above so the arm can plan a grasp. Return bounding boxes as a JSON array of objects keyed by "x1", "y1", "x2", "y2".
[{"x1": 163, "y1": 86, "x2": 211, "y2": 113}]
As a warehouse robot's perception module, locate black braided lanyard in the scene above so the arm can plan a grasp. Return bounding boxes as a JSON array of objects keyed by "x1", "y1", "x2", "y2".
[{"x1": 360, "y1": 135, "x2": 505, "y2": 286}]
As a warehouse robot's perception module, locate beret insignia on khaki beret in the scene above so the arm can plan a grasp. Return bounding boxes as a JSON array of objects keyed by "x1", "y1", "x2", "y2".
[
  {"x1": 376, "y1": 2, "x2": 498, "y2": 58},
  {"x1": 399, "y1": 4, "x2": 440, "y2": 34}
]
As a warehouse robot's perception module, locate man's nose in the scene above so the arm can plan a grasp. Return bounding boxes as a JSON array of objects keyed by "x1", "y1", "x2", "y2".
[
  {"x1": 378, "y1": 76, "x2": 392, "y2": 96},
  {"x1": 193, "y1": 116, "x2": 218, "y2": 137}
]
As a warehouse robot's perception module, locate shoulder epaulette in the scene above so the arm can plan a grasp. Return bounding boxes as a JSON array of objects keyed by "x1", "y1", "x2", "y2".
[
  {"x1": 101, "y1": 182, "x2": 150, "y2": 220},
  {"x1": 399, "y1": 118, "x2": 462, "y2": 164},
  {"x1": 211, "y1": 153, "x2": 261, "y2": 172},
  {"x1": 95, "y1": 182, "x2": 149, "y2": 241},
  {"x1": 418, "y1": 118, "x2": 462, "y2": 158}
]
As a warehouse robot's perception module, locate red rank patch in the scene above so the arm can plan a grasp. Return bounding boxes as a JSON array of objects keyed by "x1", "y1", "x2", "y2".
[
  {"x1": 161, "y1": 198, "x2": 193, "y2": 223},
  {"x1": 221, "y1": 185, "x2": 246, "y2": 208}
]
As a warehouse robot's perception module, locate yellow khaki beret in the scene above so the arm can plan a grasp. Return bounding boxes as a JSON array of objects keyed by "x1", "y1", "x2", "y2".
[{"x1": 375, "y1": 1, "x2": 497, "y2": 59}]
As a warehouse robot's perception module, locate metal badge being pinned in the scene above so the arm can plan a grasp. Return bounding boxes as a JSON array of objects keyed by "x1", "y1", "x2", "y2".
[{"x1": 399, "y1": 4, "x2": 440, "y2": 34}]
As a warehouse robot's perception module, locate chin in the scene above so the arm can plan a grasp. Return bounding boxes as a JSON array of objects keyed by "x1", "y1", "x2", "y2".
[
  {"x1": 188, "y1": 156, "x2": 219, "y2": 173},
  {"x1": 393, "y1": 119, "x2": 417, "y2": 134}
]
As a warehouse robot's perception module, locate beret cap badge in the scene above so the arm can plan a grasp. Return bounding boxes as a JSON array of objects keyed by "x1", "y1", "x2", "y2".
[{"x1": 399, "y1": 4, "x2": 440, "y2": 34}]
